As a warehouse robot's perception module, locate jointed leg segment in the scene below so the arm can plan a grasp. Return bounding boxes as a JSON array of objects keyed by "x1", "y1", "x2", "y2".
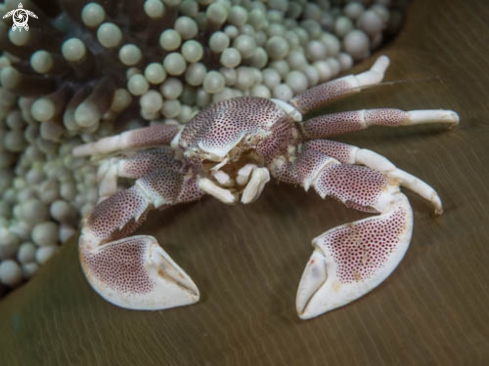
[
  {"x1": 73, "y1": 123, "x2": 181, "y2": 157},
  {"x1": 290, "y1": 56, "x2": 390, "y2": 114},
  {"x1": 96, "y1": 148, "x2": 182, "y2": 200},
  {"x1": 271, "y1": 77, "x2": 456, "y2": 316},
  {"x1": 80, "y1": 169, "x2": 204, "y2": 310},
  {"x1": 276, "y1": 55, "x2": 458, "y2": 318},
  {"x1": 271, "y1": 147, "x2": 414, "y2": 319},
  {"x1": 304, "y1": 139, "x2": 443, "y2": 214},
  {"x1": 301, "y1": 108, "x2": 459, "y2": 138}
]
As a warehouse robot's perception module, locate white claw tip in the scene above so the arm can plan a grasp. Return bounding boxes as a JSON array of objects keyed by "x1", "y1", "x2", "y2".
[
  {"x1": 296, "y1": 249, "x2": 329, "y2": 319},
  {"x1": 406, "y1": 110, "x2": 460, "y2": 126},
  {"x1": 357, "y1": 55, "x2": 390, "y2": 86},
  {"x1": 433, "y1": 194, "x2": 443, "y2": 215},
  {"x1": 447, "y1": 111, "x2": 460, "y2": 125},
  {"x1": 435, "y1": 110, "x2": 459, "y2": 124}
]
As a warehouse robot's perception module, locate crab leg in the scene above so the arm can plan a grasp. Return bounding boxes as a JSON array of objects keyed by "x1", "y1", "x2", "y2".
[
  {"x1": 301, "y1": 108, "x2": 459, "y2": 138},
  {"x1": 308, "y1": 165, "x2": 412, "y2": 319},
  {"x1": 80, "y1": 169, "x2": 204, "y2": 310},
  {"x1": 72, "y1": 123, "x2": 181, "y2": 157},
  {"x1": 304, "y1": 140, "x2": 443, "y2": 214},
  {"x1": 269, "y1": 146, "x2": 421, "y2": 319},
  {"x1": 290, "y1": 56, "x2": 390, "y2": 115},
  {"x1": 96, "y1": 148, "x2": 182, "y2": 200}
]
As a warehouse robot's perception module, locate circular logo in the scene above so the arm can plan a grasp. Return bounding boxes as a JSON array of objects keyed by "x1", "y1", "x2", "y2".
[{"x1": 2, "y1": 3, "x2": 38, "y2": 32}]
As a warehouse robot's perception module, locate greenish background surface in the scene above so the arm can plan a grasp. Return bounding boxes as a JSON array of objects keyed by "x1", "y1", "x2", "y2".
[{"x1": 1, "y1": 0, "x2": 489, "y2": 364}]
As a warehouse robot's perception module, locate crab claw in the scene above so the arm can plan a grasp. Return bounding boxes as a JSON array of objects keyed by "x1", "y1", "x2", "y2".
[
  {"x1": 297, "y1": 194, "x2": 413, "y2": 319},
  {"x1": 80, "y1": 235, "x2": 199, "y2": 310}
]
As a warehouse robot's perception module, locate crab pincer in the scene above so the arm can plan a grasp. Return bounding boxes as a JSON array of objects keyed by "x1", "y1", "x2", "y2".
[
  {"x1": 78, "y1": 169, "x2": 202, "y2": 310},
  {"x1": 296, "y1": 165, "x2": 413, "y2": 319}
]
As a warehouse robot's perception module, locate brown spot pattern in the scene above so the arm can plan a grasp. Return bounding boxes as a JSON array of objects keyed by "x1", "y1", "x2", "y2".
[
  {"x1": 365, "y1": 109, "x2": 408, "y2": 127},
  {"x1": 290, "y1": 79, "x2": 352, "y2": 114},
  {"x1": 179, "y1": 97, "x2": 286, "y2": 155},
  {"x1": 270, "y1": 160, "x2": 299, "y2": 185},
  {"x1": 83, "y1": 237, "x2": 153, "y2": 294},
  {"x1": 314, "y1": 165, "x2": 387, "y2": 209},
  {"x1": 294, "y1": 147, "x2": 335, "y2": 184},
  {"x1": 121, "y1": 148, "x2": 182, "y2": 179},
  {"x1": 138, "y1": 169, "x2": 183, "y2": 205},
  {"x1": 320, "y1": 208, "x2": 407, "y2": 283},
  {"x1": 303, "y1": 111, "x2": 364, "y2": 138},
  {"x1": 303, "y1": 140, "x2": 355, "y2": 164},
  {"x1": 128, "y1": 124, "x2": 180, "y2": 148},
  {"x1": 256, "y1": 116, "x2": 293, "y2": 160},
  {"x1": 87, "y1": 186, "x2": 148, "y2": 240},
  {"x1": 178, "y1": 177, "x2": 205, "y2": 203}
]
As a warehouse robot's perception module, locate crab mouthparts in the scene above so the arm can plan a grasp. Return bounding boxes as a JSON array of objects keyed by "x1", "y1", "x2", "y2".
[{"x1": 198, "y1": 157, "x2": 271, "y2": 205}]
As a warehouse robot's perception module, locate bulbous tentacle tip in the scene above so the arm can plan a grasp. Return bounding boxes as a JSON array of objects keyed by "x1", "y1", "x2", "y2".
[{"x1": 80, "y1": 235, "x2": 200, "y2": 311}]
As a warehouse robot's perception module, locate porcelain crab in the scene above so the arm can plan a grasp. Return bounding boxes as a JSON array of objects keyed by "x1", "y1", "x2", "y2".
[{"x1": 73, "y1": 56, "x2": 459, "y2": 319}]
